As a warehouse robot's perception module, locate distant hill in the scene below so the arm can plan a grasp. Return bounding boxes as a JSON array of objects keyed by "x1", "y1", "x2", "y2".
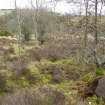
[{"x1": 0, "y1": 9, "x2": 15, "y2": 16}]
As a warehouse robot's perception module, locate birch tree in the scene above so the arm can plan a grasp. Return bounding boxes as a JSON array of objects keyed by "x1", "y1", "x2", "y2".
[
  {"x1": 30, "y1": 0, "x2": 43, "y2": 43},
  {"x1": 84, "y1": 0, "x2": 89, "y2": 47},
  {"x1": 15, "y1": 0, "x2": 22, "y2": 55}
]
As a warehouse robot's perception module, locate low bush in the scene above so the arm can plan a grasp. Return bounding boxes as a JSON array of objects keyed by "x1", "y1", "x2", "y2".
[
  {"x1": 1, "y1": 86, "x2": 66, "y2": 105},
  {"x1": 0, "y1": 73, "x2": 7, "y2": 92},
  {"x1": 37, "y1": 60, "x2": 80, "y2": 81},
  {"x1": 26, "y1": 41, "x2": 80, "y2": 62}
]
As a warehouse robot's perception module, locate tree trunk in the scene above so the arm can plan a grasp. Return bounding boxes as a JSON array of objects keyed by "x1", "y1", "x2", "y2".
[
  {"x1": 84, "y1": 0, "x2": 89, "y2": 47},
  {"x1": 94, "y1": 0, "x2": 98, "y2": 45}
]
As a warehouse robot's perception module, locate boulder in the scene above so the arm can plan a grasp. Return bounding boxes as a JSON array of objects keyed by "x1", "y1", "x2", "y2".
[{"x1": 95, "y1": 77, "x2": 105, "y2": 99}]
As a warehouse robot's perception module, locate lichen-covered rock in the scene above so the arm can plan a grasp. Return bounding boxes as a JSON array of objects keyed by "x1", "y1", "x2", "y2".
[{"x1": 95, "y1": 77, "x2": 105, "y2": 99}]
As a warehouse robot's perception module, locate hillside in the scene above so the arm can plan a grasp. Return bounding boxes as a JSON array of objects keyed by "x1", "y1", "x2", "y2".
[
  {"x1": 0, "y1": 9, "x2": 14, "y2": 16},
  {"x1": 0, "y1": 0, "x2": 105, "y2": 105}
]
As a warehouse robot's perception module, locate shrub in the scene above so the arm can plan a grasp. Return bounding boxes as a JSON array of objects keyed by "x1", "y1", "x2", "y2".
[
  {"x1": 0, "y1": 70, "x2": 14, "y2": 93},
  {"x1": 24, "y1": 63, "x2": 41, "y2": 84},
  {"x1": 81, "y1": 73, "x2": 94, "y2": 82},
  {"x1": 9, "y1": 56, "x2": 29, "y2": 78}
]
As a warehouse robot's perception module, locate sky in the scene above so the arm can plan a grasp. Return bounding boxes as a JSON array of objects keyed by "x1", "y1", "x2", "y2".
[
  {"x1": 0, "y1": 0, "x2": 105, "y2": 15},
  {"x1": 0, "y1": 0, "x2": 81, "y2": 14}
]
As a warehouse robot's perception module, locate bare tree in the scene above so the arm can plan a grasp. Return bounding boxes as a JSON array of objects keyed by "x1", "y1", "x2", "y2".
[
  {"x1": 30, "y1": 0, "x2": 42, "y2": 43},
  {"x1": 15, "y1": 0, "x2": 22, "y2": 55}
]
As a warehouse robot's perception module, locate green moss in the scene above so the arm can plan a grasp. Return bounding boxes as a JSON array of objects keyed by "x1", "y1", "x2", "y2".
[
  {"x1": 54, "y1": 59, "x2": 75, "y2": 65},
  {"x1": 40, "y1": 74, "x2": 52, "y2": 84},
  {"x1": 17, "y1": 77, "x2": 29, "y2": 88},
  {"x1": 39, "y1": 59, "x2": 75, "y2": 66},
  {"x1": 0, "y1": 31, "x2": 12, "y2": 36},
  {"x1": 96, "y1": 68, "x2": 105, "y2": 76}
]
